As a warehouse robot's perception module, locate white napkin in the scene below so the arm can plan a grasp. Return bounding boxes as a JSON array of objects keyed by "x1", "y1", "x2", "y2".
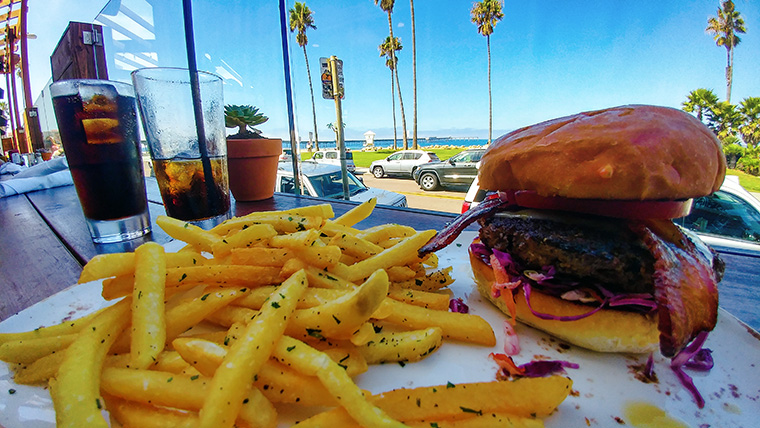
[{"x1": 0, "y1": 157, "x2": 74, "y2": 198}]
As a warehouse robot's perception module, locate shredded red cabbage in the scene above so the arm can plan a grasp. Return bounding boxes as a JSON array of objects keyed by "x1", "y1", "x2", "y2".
[
  {"x1": 645, "y1": 353, "x2": 655, "y2": 380},
  {"x1": 491, "y1": 353, "x2": 579, "y2": 378},
  {"x1": 520, "y1": 360, "x2": 580, "y2": 377},
  {"x1": 449, "y1": 297, "x2": 469, "y2": 314},
  {"x1": 670, "y1": 331, "x2": 711, "y2": 408}
]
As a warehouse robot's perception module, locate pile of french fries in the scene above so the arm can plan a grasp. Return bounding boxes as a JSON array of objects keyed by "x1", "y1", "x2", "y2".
[{"x1": 0, "y1": 199, "x2": 572, "y2": 427}]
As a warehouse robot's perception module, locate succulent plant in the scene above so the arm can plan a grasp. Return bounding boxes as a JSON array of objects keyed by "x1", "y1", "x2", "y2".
[{"x1": 224, "y1": 105, "x2": 269, "y2": 139}]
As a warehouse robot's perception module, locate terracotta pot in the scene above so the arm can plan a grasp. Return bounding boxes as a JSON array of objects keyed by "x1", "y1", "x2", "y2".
[{"x1": 226, "y1": 138, "x2": 282, "y2": 201}]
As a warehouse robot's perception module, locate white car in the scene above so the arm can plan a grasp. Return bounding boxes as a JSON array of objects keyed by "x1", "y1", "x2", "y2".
[
  {"x1": 370, "y1": 150, "x2": 440, "y2": 178},
  {"x1": 309, "y1": 149, "x2": 356, "y2": 173},
  {"x1": 462, "y1": 175, "x2": 760, "y2": 252},
  {"x1": 276, "y1": 161, "x2": 407, "y2": 207}
]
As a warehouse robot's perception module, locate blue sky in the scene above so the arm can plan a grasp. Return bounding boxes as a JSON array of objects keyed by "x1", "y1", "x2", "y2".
[{"x1": 27, "y1": 0, "x2": 760, "y2": 141}]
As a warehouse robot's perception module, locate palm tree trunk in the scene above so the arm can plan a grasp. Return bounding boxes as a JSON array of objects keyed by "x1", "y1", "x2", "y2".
[
  {"x1": 391, "y1": 67, "x2": 397, "y2": 150},
  {"x1": 387, "y1": 12, "x2": 408, "y2": 149},
  {"x1": 303, "y1": 46, "x2": 319, "y2": 151},
  {"x1": 410, "y1": 0, "x2": 418, "y2": 150},
  {"x1": 726, "y1": 47, "x2": 733, "y2": 103},
  {"x1": 487, "y1": 34, "x2": 493, "y2": 145}
]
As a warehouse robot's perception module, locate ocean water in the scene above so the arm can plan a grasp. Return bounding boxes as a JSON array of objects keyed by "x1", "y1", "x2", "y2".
[{"x1": 284, "y1": 138, "x2": 489, "y2": 151}]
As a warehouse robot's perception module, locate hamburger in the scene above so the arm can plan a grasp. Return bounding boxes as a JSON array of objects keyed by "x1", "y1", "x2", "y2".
[{"x1": 419, "y1": 105, "x2": 725, "y2": 359}]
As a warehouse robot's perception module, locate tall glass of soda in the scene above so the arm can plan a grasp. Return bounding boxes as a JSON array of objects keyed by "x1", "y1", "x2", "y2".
[
  {"x1": 131, "y1": 68, "x2": 230, "y2": 227},
  {"x1": 50, "y1": 79, "x2": 151, "y2": 243}
]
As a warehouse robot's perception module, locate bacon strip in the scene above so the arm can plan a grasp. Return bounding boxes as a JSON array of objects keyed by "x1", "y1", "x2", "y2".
[
  {"x1": 633, "y1": 221, "x2": 720, "y2": 358},
  {"x1": 418, "y1": 197, "x2": 515, "y2": 256}
]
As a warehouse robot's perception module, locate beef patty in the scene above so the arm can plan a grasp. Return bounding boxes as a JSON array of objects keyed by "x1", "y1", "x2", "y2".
[{"x1": 478, "y1": 213, "x2": 656, "y2": 294}]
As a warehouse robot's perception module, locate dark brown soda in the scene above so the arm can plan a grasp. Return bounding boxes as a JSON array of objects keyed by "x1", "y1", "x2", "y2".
[
  {"x1": 152, "y1": 157, "x2": 230, "y2": 221},
  {"x1": 53, "y1": 93, "x2": 147, "y2": 221}
]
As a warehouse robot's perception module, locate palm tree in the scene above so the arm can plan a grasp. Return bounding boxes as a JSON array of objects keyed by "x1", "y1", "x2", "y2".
[
  {"x1": 289, "y1": 2, "x2": 321, "y2": 151},
  {"x1": 706, "y1": 0, "x2": 746, "y2": 103},
  {"x1": 471, "y1": 0, "x2": 504, "y2": 145},
  {"x1": 375, "y1": 0, "x2": 408, "y2": 149},
  {"x1": 380, "y1": 36, "x2": 403, "y2": 150},
  {"x1": 682, "y1": 88, "x2": 719, "y2": 122},
  {"x1": 706, "y1": 101, "x2": 742, "y2": 141},
  {"x1": 738, "y1": 97, "x2": 760, "y2": 147},
  {"x1": 409, "y1": 0, "x2": 418, "y2": 149}
]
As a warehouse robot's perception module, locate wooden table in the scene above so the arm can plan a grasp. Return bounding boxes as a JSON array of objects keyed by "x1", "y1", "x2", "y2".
[{"x1": 1, "y1": 180, "x2": 759, "y2": 333}]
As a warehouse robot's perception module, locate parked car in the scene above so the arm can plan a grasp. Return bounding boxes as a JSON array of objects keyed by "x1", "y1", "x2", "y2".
[
  {"x1": 370, "y1": 150, "x2": 440, "y2": 178},
  {"x1": 462, "y1": 175, "x2": 760, "y2": 252},
  {"x1": 413, "y1": 148, "x2": 485, "y2": 190},
  {"x1": 309, "y1": 149, "x2": 356, "y2": 173},
  {"x1": 277, "y1": 161, "x2": 407, "y2": 207},
  {"x1": 279, "y1": 148, "x2": 294, "y2": 163}
]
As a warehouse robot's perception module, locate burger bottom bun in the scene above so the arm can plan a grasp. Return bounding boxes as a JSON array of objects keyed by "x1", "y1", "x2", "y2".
[{"x1": 470, "y1": 250, "x2": 659, "y2": 354}]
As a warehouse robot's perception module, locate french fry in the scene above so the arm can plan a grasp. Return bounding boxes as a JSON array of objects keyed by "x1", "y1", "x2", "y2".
[
  {"x1": 131, "y1": 242, "x2": 166, "y2": 369},
  {"x1": 101, "y1": 368, "x2": 276, "y2": 428},
  {"x1": 320, "y1": 219, "x2": 361, "y2": 237},
  {"x1": 329, "y1": 232, "x2": 384, "y2": 260},
  {"x1": 386, "y1": 265, "x2": 418, "y2": 282},
  {"x1": 157, "y1": 215, "x2": 222, "y2": 253},
  {"x1": 343, "y1": 230, "x2": 437, "y2": 282},
  {"x1": 210, "y1": 223, "x2": 278, "y2": 257},
  {"x1": 378, "y1": 298, "x2": 496, "y2": 346},
  {"x1": 229, "y1": 247, "x2": 293, "y2": 266},
  {"x1": 198, "y1": 270, "x2": 307, "y2": 428},
  {"x1": 357, "y1": 223, "x2": 416, "y2": 244},
  {"x1": 394, "y1": 266, "x2": 455, "y2": 292},
  {"x1": 287, "y1": 270, "x2": 389, "y2": 340},
  {"x1": 0, "y1": 333, "x2": 78, "y2": 364},
  {"x1": 304, "y1": 265, "x2": 355, "y2": 289},
  {"x1": 269, "y1": 228, "x2": 321, "y2": 248},
  {"x1": 387, "y1": 286, "x2": 451, "y2": 310},
  {"x1": 103, "y1": 394, "x2": 199, "y2": 428},
  {"x1": 78, "y1": 253, "x2": 135, "y2": 283},
  {"x1": 273, "y1": 336, "x2": 406, "y2": 428},
  {"x1": 0, "y1": 308, "x2": 104, "y2": 345},
  {"x1": 212, "y1": 204, "x2": 334, "y2": 235},
  {"x1": 12, "y1": 350, "x2": 66, "y2": 384},
  {"x1": 52, "y1": 299, "x2": 131, "y2": 428},
  {"x1": 298, "y1": 377, "x2": 572, "y2": 427},
  {"x1": 334, "y1": 198, "x2": 377, "y2": 227},
  {"x1": 360, "y1": 327, "x2": 443, "y2": 364}
]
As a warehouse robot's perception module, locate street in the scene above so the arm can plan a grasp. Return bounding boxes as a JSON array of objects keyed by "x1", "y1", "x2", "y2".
[{"x1": 358, "y1": 169, "x2": 467, "y2": 214}]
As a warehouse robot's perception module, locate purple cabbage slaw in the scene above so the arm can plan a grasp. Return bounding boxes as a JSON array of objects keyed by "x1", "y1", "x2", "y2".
[
  {"x1": 669, "y1": 331, "x2": 713, "y2": 408},
  {"x1": 471, "y1": 242, "x2": 658, "y2": 319},
  {"x1": 448, "y1": 297, "x2": 469, "y2": 314}
]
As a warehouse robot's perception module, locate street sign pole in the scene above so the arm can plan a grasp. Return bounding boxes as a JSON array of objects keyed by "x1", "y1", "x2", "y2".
[{"x1": 326, "y1": 56, "x2": 349, "y2": 201}]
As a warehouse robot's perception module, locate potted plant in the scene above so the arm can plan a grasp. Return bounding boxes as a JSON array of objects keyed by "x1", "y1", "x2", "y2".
[{"x1": 225, "y1": 105, "x2": 282, "y2": 201}]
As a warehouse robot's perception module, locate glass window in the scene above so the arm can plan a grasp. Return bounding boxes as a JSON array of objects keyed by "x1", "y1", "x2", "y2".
[
  {"x1": 678, "y1": 191, "x2": 760, "y2": 243},
  {"x1": 313, "y1": 153, "x2": 323, "y2": 159},
  {"x1": 326, "y1": 152, "x2": 337, "y2": 159},
  {"x1": 387, "y1": 153, "x2": 403, "y2": 161},
  {"x1": 472, "y1": 151, "x2": 484, "y2": 162},
  {"x1": 428, "y1": 153, "x2": 440, "y2": 161},
  {"x1": 280, "y1": 176, "x2": 295, "y2": 194},
  {"x1": 308, "y1": 171, "x2": 367, "y2": 198},
  {"x1": 450, "y1": 152, "x2": 467, "y2": 162},
  {"x1": 346, "y1": 152, "x2": 354, "y2": 160}
]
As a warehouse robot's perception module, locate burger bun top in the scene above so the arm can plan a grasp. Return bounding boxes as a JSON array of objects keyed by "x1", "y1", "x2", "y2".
[{"x1": 478, "y1": 105, "x2": 726, "y2": 201}]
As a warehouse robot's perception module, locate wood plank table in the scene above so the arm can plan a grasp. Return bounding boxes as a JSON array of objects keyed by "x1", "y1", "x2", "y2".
[{"x1": 1, "y1": 180, "x2": 759, "y2": 333}]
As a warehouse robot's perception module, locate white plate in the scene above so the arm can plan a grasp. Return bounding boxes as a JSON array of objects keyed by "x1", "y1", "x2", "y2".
[{"x1": 1, "y1": 232, "x2": 759, "y2": 427}]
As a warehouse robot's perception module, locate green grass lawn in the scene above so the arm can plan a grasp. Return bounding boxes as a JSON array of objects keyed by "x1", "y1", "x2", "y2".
[
  {"x1": 728, "y1": 169, "x2": 760, "y2": 192},
  {"x1": 301, "y1": 148, "x2": 464, "y2": 167},
  {"x1": 298, "y1": 151, "x2": 760, "y2": 192}
]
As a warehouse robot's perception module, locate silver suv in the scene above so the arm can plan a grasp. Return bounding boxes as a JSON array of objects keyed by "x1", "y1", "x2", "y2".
[{"x1": 369, "y1": 150, "x2": 440, "y2": 178}]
